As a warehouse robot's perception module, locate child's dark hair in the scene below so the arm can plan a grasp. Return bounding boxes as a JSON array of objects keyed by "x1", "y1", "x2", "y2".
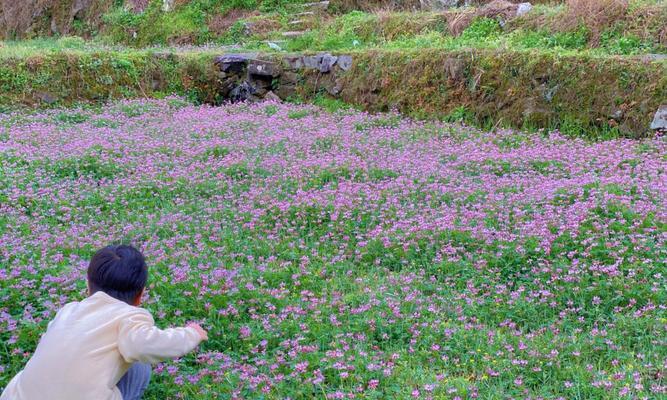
[{"x1": 87, "y1": 245, "x2": 147, "y2": 305}]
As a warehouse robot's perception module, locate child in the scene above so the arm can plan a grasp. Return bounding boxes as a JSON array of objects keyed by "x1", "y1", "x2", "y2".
[{"x1": 1, "y1": 245, "x2": 208, "y2": 400}]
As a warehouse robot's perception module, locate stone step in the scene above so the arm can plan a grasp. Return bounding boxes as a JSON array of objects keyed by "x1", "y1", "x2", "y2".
[
  {"x1": 295, "y1": 11, "x2": 315, "y2": 17},
  {"x1": 264, "y1": 41, "x2": 285, "y2": 51},
  {"x1": 282, "y1": 31, "x2": 308, "y2": 38},
  {"x1": 301, "y1": 1, "x2": 329, "y2": 11},
  {"x1": 289, "y1": 20, "x2": 306, "y2": 26}
]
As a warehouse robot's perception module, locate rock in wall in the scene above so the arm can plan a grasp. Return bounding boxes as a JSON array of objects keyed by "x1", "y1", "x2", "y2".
[
  {"x1": 213, "y1": 53, "x2": 353, "y2": 103},
  {"x1": 207, "y1": 51, "x2": 665, "y2": 136},
  {"x1": 337, "y1": 49, "x2": 666, "y2": 137}
]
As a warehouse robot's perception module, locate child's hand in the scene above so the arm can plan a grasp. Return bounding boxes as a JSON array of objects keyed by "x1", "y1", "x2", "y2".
[{"x1": 187, "y1": 323, "x2": 208, "y2": 341}]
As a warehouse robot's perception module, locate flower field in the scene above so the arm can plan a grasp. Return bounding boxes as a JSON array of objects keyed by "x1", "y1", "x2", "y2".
[{"x1": 0, "y1": 99, "x2": 665, "y2": 399}]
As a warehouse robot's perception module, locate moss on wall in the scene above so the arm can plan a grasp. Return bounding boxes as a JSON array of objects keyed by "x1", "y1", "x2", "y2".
[
  {"x1": 0, "y1": 51, "x2": 221, "y2": 107},
  {"x1": 337, "y1": 49, "x2": 666, "y2": 137},
  {"x1": 0, "y1": 48, "x2": 663, "y2": 138}
]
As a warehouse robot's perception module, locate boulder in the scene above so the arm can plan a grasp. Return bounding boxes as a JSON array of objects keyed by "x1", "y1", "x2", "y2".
[
  {"x1": 150, "y1": 71, "x2": 168, "y2": 91},
  {"x1": 215, "y1": 54, "x2": 255, "y2": 74},
  {"x1": 443, "y1": 57, "x2": 466, "y2": 81},
  {"x1": 609, "y1": 108, "x2": 624, "y2": 122},
  {"x1": 162, "y1": 0, "x2": 174, "y2": 12},
  {"x1": 281, "y1": 71, "x2": 300, "y2": 85},
  {"x1": 219, "y1": 79, "x2": 237, "y2": 98},
  {"x1": 282, "y1": 31, "x2": 307, "y2": 38},
  {"x1": 251, "y1": 75, "x2": 272, "y2": 91},
  {"x1": 303, "y1": 53, "x2": 338, "y2": 73},
  {"x1": 449, "y1": 1, "x2": 524, "y2": 35},
  {"x1": 284, "y1": 56, "x2": 305, "y2": 70},
  {"x1": 327, "y1": 79, "x2": 344, "y2": 96},
  {"x1": 302, "y1": 1, "x2": 330, "y2": 11},
  {"x1": 516, "y1": 2, "x2": 532, "y2": 16},
  {"x1": 265, "y1": 91, "x2": 282, "y2": 102},
  {"x1": 302, "y1": 56, "x2": 319, "y2": 70},
  {"x1": 275, "y1": 83, "x2": 297, "y2": 99},
  {"x1": 542, "y1": 84, "x2": 559, "y2": 103},
  {"x1": 229, "y1": 81, "x2": 257, "y2": 103},
  {"x1": 36, "y1": 92, "x2": 58, "y2": 105},
  {"x1": 522, "y1": 96, "x2": 552, "y2": 123},
  {"x1": 248, "y1": 60, "x2": 281, "y2": 78},
  {"x1": 650, "y1": 105, "x2": 667, "y2": 130},
  {"x1": 337, "y1": 55, "x2": 353, "y2": 71},
  {"x1": 319, "y1": 54, "x2": 338, "y2": 73}
]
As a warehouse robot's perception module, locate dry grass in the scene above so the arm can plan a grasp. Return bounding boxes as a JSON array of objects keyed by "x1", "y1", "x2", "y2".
[
  {"x1": 448, "y1": 0, "x2": 519, "y2": 36},
  {"x1": 207, "y1": 9, "x2": 258, "y2": 36},
  {"x1": 447, "y1": 9, "x2": 476, "y2": 36},
  {"x1": 330, "y1": 0, "x2": 421, "y2": 13},
  {"x1": 127, "y1": 0, "x2": 150, "y2": 12},
  {"x1": 625, "y1": 3, "x2": 667, "y2": 47},
  {"x1": 466, "y1": 0, "x2": 559, "y2": 4},
  {"x1": 174, "y1": 0, "x2": 195, "y2": 7},
  {"x1": 375, "y1": 11, "x2": 443, "y2": 40},
  {"x1": 0, "y1": 0, "x2": 114, "y2": 39},
  {"x1": 244, "y1": 15, "x2": 282, "y2": 37},
  {"x1": 557, "y1": 0, "x2": 629, "y2": 45}
]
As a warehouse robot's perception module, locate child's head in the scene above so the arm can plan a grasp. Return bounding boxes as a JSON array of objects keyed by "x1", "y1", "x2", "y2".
[{"x1": 87, "y1": 245, "x2": 147, "y2": 306}]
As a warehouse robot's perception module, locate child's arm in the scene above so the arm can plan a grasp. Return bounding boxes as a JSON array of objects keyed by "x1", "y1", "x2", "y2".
[{"x1": 117, "y1": 310, "x2": 207, "y2": 364}]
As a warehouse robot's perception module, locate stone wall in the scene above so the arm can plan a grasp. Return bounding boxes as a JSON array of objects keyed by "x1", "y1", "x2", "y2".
[
  {"x1": 211, "y1": 51, "x2": 666, "y2": 137},
  {"x1": 337, "y1": 50, "x2": 666, "y2": 137},
  {"x1": 213, "y1": 53, "x2": 353, "y2": 103},
  {"x1": 1, "y1": 49, "x2": 663, "y2": 136}
]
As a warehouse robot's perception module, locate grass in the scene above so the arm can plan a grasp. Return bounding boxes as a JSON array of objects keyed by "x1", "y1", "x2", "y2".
[
  {"x1": 0, "y1": 1, "x2": 664, "y2": 137},
  {"x1": 100, "y1": 0, "x2": 309, "y2": 46},
  {"x1": 0, "y1": 37, "x2": 663, "y2": 138},
  {"x1": 339, "y1": 47, "x2": 665, "y2": 138},
  {"x1": 0, "y1": 37, "x2": 113, "y2": 58},
  {"x1": 0, "y1": 37, "x2": 238, "y2": 60},
  {"x1": 0, "y1": 99, "x2": 665, "y2": 398},
  {"x1": 0, "y1": 45, "x2": 227, "y2": 109},
  {"x1": 92, "y1": 0, "x2": 664, "y2": 55},
  {"x1": 5, "y1": 0, "x2": 660, "y2": 56},
  {"x1": 3, "y1": 0, "x2": 665, "y2": 55},
  {"x1": 277, "y1": 13, "x2": 664, "y2": 56}
]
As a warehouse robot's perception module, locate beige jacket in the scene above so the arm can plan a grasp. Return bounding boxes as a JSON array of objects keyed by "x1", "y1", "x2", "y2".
[{"x1": 1, "y1": 291, "x2": 203, "y2": 400}]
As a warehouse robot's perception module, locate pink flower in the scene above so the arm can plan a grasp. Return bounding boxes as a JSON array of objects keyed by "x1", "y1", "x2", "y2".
[{"x1": 239, "y1": 325, "x2": 251, "y2": 338}]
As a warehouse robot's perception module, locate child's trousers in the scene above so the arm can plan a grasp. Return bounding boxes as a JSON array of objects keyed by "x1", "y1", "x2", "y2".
[{"x1": 117, "y1": 363, "x2": 151, "y2": 400}]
